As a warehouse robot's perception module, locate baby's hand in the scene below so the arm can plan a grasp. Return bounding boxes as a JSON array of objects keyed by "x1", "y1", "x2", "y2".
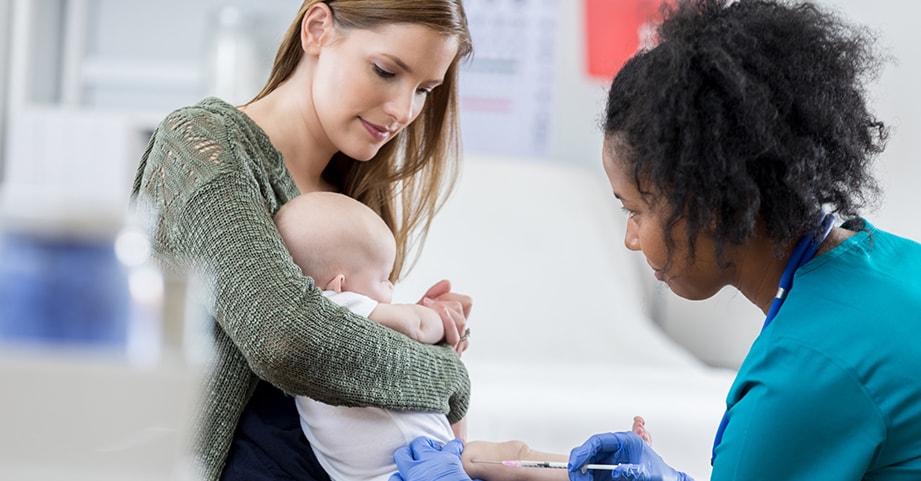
[{"x1": 633, "y1": 416, "x2": 652, "y2": 444}]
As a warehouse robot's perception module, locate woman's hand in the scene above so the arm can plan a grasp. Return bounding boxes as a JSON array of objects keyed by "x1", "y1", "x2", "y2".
[{"x1": 420, "y1": 280, "x2": 472, "y2": 356}]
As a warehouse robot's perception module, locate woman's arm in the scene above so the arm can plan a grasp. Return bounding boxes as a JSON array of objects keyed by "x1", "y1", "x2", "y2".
[
  {"x1": 182, "y1": 174, "x2": 469, "y2": 418},
  {"x1": 133, "y1": 107, "x2": 470, "y2": 421}
]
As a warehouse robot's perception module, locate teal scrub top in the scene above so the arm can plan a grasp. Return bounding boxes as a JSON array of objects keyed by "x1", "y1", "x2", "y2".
[{"x1": 712, "y1": 220, "x2": 921, "y2": 480}]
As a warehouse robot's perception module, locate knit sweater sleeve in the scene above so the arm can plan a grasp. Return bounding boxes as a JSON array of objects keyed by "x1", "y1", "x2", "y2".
[{"x1": 132, "y1": 104, "x2": 469, "y2": 422}]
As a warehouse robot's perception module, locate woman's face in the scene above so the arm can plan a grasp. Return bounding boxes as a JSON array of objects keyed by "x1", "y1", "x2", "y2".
[
  {"x1": 602, "y1": 138, "x2": 729, "y2": 301},
  {"x1": 309, "y1": 19, "x2": 459, "y2": 161}
]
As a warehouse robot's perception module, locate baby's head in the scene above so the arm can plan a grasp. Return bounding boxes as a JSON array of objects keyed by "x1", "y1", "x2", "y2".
[{"x1": 275, "y1": 192, "x2": 396, "y2": 303}]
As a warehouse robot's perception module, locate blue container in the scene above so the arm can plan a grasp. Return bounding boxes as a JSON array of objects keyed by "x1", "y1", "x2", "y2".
[{"x1": 0, "y1": 230, "x2": 130, "y2": 347}]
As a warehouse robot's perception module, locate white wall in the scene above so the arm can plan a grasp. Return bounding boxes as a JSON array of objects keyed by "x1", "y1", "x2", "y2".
[
  {"x1": 548, "y1": 0, "x2": 609, "y2": 172},
  {"x1": 827, "y1": 0, "x2": 921, "y2": 243}
]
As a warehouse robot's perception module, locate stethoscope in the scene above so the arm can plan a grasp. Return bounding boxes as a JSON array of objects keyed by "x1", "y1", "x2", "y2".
[{"x1": 710, "y1": 213, "x2": 835, "y2": 465}]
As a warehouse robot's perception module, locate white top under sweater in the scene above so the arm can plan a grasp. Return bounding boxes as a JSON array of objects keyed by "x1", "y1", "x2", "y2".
[{"x1": 295, "y1": 291, "x2": 455, "y2": 481}]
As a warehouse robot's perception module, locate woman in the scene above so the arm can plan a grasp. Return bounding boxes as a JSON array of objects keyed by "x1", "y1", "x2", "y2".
[
  {"x1": 131, "y1": 1, "x2": 474, "y2": 480},
  {"x1": 390, "y1": 0, "x2": 921, "y2": 480}
]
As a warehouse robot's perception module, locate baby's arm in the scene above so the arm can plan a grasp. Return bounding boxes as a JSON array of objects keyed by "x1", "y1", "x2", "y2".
[
  {"x1": 460, "y1": 416, "x2": 650, "y2": 481},
  {"x1": 368, "y1": 303, "x2": 445, "y2": 345},
  {"x1": 452, "y1": 417, "x2": 467, "y2": 442},
  {"x1": 462, "y1": 440, "x2": 568, "y2": 481}
]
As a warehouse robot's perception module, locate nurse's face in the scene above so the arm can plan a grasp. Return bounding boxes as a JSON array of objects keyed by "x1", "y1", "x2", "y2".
[
  {"x1": 307, "y1": 11, "x2": 459, "y2": 161},
  {"x1": 602, "y1": 138, "x2": 729, "y2": 301}
]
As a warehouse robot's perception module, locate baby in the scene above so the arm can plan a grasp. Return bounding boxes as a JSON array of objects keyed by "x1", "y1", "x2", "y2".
[{"x1": 275, "y1": 191, "x2": 457, "y2": 481}]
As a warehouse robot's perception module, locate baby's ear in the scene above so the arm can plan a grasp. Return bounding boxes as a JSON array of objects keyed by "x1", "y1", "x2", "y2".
[{"x1": 325, "y1": 274, "x2": 346, "y2": 293}]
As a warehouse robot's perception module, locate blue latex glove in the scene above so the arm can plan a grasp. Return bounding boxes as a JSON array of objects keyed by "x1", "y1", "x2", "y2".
[
  {"x1": 568, "y1": 432, "x2": 694, "y2": 481},
  {"x1": 389, "y1": 437, "x2": 472, "y2": 481}
]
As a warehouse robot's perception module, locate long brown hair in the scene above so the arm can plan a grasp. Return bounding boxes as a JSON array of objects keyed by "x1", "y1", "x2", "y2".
[{"x1": 251, "y1": 0, "x2": 473, "y2": 281}]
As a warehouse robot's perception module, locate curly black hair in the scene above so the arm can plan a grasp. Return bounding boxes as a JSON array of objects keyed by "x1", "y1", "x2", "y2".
[{"x1": 604, "y1": 0, "x2": 888, "y2": 263}]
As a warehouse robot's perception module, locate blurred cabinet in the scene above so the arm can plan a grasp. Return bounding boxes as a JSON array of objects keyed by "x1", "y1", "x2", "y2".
[
  {"x1": 6, "y1": 0, "x2": 287, "y2": 113},
  {"x1": 0, "y1": 0, "x2": 9, "y2": 182},
  {"x1": 2, "y1": 7, "x2": 217, "y2": 478},
  {"x1": 1, "y1": 0, "x2": 289, "y2": 204},
  {"x1": 0, "y1": 348, "x2": 204, "y2": 481}
]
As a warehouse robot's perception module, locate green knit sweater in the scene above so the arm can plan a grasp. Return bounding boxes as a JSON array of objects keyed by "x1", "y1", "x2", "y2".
[{"x1": 131, "y1": 97, "x2": 470, "y2": 481}]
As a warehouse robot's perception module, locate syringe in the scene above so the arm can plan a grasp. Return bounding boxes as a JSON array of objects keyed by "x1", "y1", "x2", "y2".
[{"x1": 471, "y1": 459, "x2": 620, "y2": 471}]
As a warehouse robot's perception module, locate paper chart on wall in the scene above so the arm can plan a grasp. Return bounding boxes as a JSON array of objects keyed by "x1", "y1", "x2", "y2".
[{"x1": 458, "y1": 0, "x2": 559, "y2": 159}]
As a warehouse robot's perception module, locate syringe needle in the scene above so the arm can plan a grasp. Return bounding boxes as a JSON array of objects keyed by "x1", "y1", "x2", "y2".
[{"x1": 470, "y1": 459, "x2": 620, "y2": 471}]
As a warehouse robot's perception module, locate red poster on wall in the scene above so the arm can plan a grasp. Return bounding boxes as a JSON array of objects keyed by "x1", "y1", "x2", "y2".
[{"x1": 584, "y1": 0, "x2": 666, "y2": 79}]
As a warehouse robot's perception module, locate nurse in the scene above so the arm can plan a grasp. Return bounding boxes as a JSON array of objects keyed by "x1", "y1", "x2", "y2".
[{"x1": 390, "y1": 0, "x2": 921, "y2": 480}]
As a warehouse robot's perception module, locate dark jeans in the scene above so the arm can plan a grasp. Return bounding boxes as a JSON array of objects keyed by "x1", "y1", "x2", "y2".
[{"x1": 221, "y1": 381, "x2": 332, "y2": 481}]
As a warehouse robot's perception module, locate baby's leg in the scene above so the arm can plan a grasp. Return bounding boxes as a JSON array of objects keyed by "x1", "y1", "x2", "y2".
[{"x1": 462, "y1": 440, "x2": 568, "y2": 481}]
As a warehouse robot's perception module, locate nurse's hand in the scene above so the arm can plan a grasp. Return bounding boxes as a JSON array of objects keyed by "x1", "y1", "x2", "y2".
[
  {"x1": 390, "y1": 437, "x2": 472, "y2": 481},
  {"x1": 568, "y1": 432, "x2": 693, "y2": 481},
  {"x1": 420, "y1": 279, "x2": 472, "y2": 356}
]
